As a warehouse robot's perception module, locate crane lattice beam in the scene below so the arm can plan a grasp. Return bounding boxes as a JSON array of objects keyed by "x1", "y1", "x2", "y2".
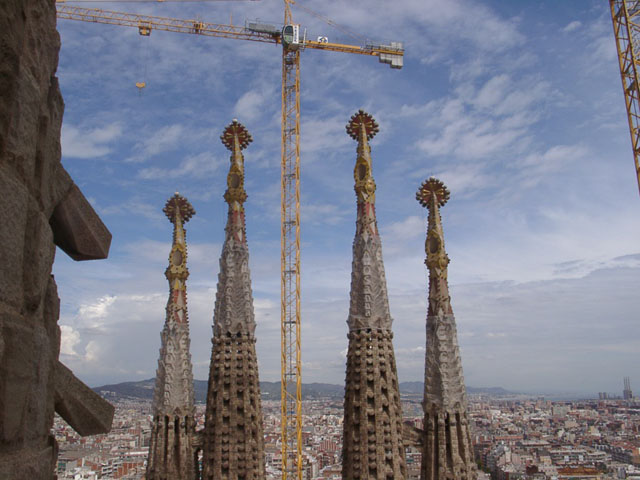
[
  {"x1": 56, "y1": 5, "x2": 277, "y2": 42},
  {"x1": 56, "y1": 5, "x2": 404, "y2": 61},
  {"x1": 610, "y1": 0, "x2": 640, "y2": 195}
]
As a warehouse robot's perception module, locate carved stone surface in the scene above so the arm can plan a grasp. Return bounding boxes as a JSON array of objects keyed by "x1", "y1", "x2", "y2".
[
  {"x1": 202, "y1": 120, "x2": 265, "y2": 480},
  {"x1": 342, "y1": 111, "x2": 407, "y2": 480},
  {"x1": 50, "y1": 183, "x2": 112, "y2": 261},
  {"x1": 417, "y1": 178, "x2": 476, "y2": 480},
  {"x1": 146, "y1": 194, "x2": 198, "y2": 480},
  {"x1": 203, "y1": 334, "x2": 265, "y2": 480},
  {"x1": 0, "y1": 0, "x2": 113, "y2": 477},
  {"x1": 54, "y1": 362, "x2": 115, "y2": 436}
]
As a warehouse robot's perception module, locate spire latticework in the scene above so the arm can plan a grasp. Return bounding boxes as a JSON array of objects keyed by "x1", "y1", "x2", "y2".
[
  {"x1": 417, "y1": 178, "x2": 476, "y2": 480},
  {"x1": 202, "y1": 120, "x2": 266, "y2": 480},
  {"x1": 342, "y1": 110, "x2": 407, "y2": 480},
  {"x1": 146, "y1": 193, "x2": 198, "y2": 480}
]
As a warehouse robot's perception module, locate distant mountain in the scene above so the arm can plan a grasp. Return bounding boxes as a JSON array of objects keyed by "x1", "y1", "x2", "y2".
[
  {"x1": 94, "y1": 378, "x2": 157, "y2": 400},
  {"x1": 93, "y1": 379, "x2": 513, "y2": 402},
  {"x1": 398, "y1": 382, "x2": 513, "y2": 396},
  {"x1": 93, "y1": 379, "x2": 345, "y2": 402},
  {"x1": 467, "y1": 386, "x2": 513, "y2": 396},
  {"x1": 399, "y1": 381, "x2": 424, "y2": 394}
]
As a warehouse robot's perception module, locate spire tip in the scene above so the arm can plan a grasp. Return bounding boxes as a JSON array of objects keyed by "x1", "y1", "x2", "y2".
[
  {"x1": 346, "y1": 109, "x2": 379, "y2": 141},
  {"x1": 163, "y1": 193, "x2": 196, "y2": 223},
  {"x1": 416, "y1": 177, "x2": 449, "y2": 209},
  {"x1": 221, "y1": 119, "x2": 252, "y2": 151}
]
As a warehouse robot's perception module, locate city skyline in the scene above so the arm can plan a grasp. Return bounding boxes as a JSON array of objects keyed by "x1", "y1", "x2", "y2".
[{"x1": 53, "y1": 0, "x2": 640, "y2": 395}]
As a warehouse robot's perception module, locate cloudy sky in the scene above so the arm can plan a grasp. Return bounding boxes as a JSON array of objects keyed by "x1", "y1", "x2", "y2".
[{"x1": 54, "y1": 0, "x2": 640, "y2": 396}]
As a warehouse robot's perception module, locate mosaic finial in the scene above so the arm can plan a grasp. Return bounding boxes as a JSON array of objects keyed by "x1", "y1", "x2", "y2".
[
  {"x1": 346, "y1": 109, "x2": 379, "y2": 141},
  {"x1": 416, "y1": 177, "x2": 450, "y2": 209},
  {"x1": 163, "y1": 193, "x2": 196, "y2": 223},
  {"x1": 220, "y1": 119, "x2": 252, "y2": 151}
]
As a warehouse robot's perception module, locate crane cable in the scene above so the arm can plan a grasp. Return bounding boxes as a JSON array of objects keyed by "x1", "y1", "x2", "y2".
[{"x1": 136, "y1": 27, "x2": 150, "y2": 92}]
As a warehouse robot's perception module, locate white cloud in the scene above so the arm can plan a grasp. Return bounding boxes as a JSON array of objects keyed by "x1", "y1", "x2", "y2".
[
  {"x1": 61, "y1": 123, "x2": 122, "y2": 159},
  {"x1": 60, "y1": 325, "x2": 81, "y2": 357},
  {"x1": 137, "y1": 152, "x2": 225, "y2": 180},
  {"x1": 127, "y1": 124, "x2": 185, "y2": 163},
  {"x1": 301, "y1": 115, "x2": 351, "y2": 156},
  {"x1": 302, "y1": 202, "x2": 349, "y2": 226},
  {"x1": 100, "y1": 199, "x2": 164, "y2": 221},
  {"x1": 473, "y1": 74, "x2": 511, "y2": 110},
  {"x1": 78, "y1": 295, "x2": 116, "y2": 324},
  {"x1": 84, "y1": 340, "x2": 101, "y2": 363},
  {"x1": 563, "y1": 20, "x2": 582, "y2": 33},
  {"x1": 590, "y1": 34, "x2": 617, "y2": 65},
  {"x1": 233, "y1": 90, "x2": 270, "y2": 122},
  {"x1": 414, "y1": 74, "x2": 551, "y2": 163}
]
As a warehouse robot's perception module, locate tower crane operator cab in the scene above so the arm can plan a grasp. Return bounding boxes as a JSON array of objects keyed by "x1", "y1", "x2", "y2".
[{"x1": 282, "y1": 24, "x2": 301, "y2": 49}]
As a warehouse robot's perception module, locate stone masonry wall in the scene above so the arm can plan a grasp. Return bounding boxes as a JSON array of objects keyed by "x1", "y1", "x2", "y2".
[{"x1": 0, "y1": 0, "x2": 113, "y2": 477}]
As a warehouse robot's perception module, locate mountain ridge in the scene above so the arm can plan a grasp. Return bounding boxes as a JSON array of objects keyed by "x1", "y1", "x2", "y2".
[{"x1": 92, "y1": 378, "x2": 513, "y2": 402}]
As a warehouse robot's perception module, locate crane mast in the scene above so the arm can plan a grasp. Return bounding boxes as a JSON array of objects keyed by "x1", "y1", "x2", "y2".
[
  {"x1": 55, "y1": 4, "x2": 403, "y2": 480},
  {"x1": 280, "y1": 2, "x2": 303, "y2": 478},
  {"x1": 610, "y1": 0, "x2": 640, "y2": 195}
]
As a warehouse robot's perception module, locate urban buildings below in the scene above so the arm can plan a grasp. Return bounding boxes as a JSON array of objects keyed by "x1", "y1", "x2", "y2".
[
  {"x1": 55, "y1": 391, "x2": 640, "y2": 479},
  {"x1": 624, "y1": 377, "x2": 634, "y2": 401}
]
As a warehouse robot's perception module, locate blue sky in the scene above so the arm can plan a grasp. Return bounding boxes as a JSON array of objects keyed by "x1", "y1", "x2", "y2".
[{"x1": 54, "y1": 0, "x2": 640, "y2": 396}]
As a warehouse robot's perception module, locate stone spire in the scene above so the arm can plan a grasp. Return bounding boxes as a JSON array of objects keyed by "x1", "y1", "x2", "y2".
[
  {"x1": 342, "y1": 110, "x2": 407, "y2": 480},
  {"x1": 416, "y1": 178, "x2": 476, "y2": 480},
  {"x1": 202, "y1": 120, "x2": 266, "y2": 480},
  {"x1": 146, "y1": 193, "x2": 198, "y2": 480}
]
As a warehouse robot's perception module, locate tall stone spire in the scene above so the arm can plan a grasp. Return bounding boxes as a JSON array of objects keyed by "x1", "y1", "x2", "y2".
[
  {"x1": 416, "y1": 178, "x2": 476, "y2": 480},
  {"x1": 342, "y1": 110, "x2": 407, "y2": 480},
  {"x1": 202, "y1": 120, "x2": 266, "y2": 480},
  {"x1": 146, "y1": 193, "x2": 198, "y2": 480}
]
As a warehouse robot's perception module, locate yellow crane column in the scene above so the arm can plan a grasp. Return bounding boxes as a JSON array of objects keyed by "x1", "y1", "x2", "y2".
[
  {"x1": 280, "y1": 3, "x2": 303, "y2": 478},
  {"x1": 610, "y1": 0, "x2": 640, "y2": 195}
]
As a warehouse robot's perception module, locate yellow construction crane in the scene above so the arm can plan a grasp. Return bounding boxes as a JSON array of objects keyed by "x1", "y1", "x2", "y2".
[
  {"x1": 56, "y1": 3, "x2": 404, "y2": 479},
  {"x1": 610, "y1": 0, "x2": 640, "y2": 196}
]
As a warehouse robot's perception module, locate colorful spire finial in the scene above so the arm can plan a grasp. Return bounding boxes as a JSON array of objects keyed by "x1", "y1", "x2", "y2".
[
  {"x1": 346, "y1": 109, "x2": 379, "y2": 141},
  {"x1": 163, "y1": 193, "x2": 195, "y2": 224},
  {"x1": 417, "y1": 177, "x2": 452, "y2": 318},
  {"x1": 221, "y1": 120, "x2": 250, "y2": 207},
  {"x1": 347, "y1": 110, "x2": 379, "y2": 236},
  {"x1": 221, "y1": 119, "x2": 253, "y2": 151},
  {"x1": 416, "y1": 177, "x2": 450, "y2": 209}
]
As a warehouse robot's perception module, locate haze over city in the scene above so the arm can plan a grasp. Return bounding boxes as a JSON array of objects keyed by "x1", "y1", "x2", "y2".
[{"x1": 53, "y1": 0, "x2": 640, "y2": 396}]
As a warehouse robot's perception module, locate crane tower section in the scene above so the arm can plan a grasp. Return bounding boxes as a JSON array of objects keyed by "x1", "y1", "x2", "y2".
[
  {"x1": 610, "y1": 0, "x2": 640, "y2": 195},
  {"x1": 280, "y1": 3, "x2": 302, "y2": 477},
  {"x1": 280, "y1": 20, "x2": 302, "y2": 480}
]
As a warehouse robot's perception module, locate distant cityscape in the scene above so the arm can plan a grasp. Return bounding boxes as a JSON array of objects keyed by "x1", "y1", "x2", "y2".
[{"x1": 53, "y1": 378, "x2": 640, "y2": 479}]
